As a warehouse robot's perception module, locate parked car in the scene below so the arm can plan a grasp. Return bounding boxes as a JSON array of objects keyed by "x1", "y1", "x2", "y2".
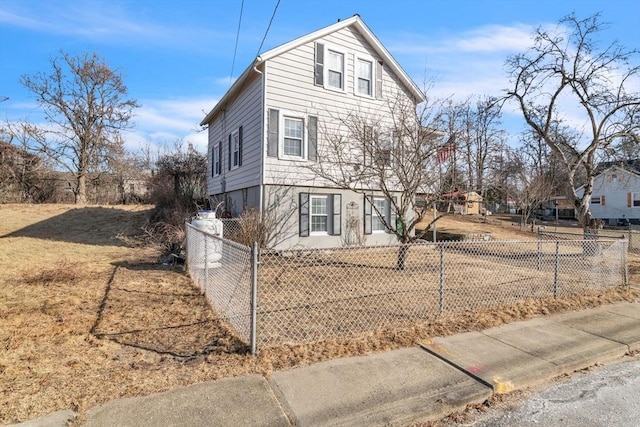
[{"x1": 617, "y1": 218, "x2": 630, "y2": 227}]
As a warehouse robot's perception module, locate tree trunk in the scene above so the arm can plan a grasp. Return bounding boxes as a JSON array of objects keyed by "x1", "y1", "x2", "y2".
[
  {"x1": 75, "y1": 174, "x2": 87, "y2": 204},
  {"x1": 396, "y1": 243, "x2": 410, "y2": 270}
]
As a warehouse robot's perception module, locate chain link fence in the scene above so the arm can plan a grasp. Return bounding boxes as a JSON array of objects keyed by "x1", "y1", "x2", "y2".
[
  {"x1": 185, "y1": 223, "x2": 254, "y2": 345},
  {"x1": 186, "y1": 225, "x2": 627, "y2": 352},
  {"x1": 538, "y1": 227, "x2": 640, "y2": 254}
]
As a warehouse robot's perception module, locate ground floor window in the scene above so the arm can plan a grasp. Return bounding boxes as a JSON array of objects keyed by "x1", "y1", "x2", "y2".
[
  {"x1": 311, "y1": 195, "x2": 328, "y2": 233},
  {"x1": 372, "y1": 197, "x2": 386, "y2": 232},
  {"x1": 299, "y1": 193, "x2": 341, "y2": 237}
]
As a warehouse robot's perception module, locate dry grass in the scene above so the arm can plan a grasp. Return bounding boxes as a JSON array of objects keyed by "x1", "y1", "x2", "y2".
[{"x1": 0, "y1": 206, "x2": 637, "y2": 424}]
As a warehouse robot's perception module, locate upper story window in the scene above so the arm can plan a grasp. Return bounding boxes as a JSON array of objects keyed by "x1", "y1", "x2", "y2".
[
  {"x1": 327, "y1": 50, "x2": 344, "y2": 90},
  {"x1": 284, "y1": 117, "x2": 304, "y2": 157},
  {"x1": 356, "y1": 58, "x2": 373, "y2": 96},
  {"x1": 231, "y1": 131, "x2": 240, "y2": 169},
  {"x1": 227, "y1": 126, "x2": 243, "y2": 171},
  {"x1": 212, "y1": 142, "x2": 221, "y2": 176}
]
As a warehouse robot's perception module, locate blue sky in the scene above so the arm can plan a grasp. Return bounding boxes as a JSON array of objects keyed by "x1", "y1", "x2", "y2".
[{"x1": 1, "y1": 0, "x2": 638, "y2": 154}]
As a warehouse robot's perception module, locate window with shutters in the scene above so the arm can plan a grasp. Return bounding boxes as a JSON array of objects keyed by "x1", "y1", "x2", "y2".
[{"x1": 299, "y1": 193, "x2": 341, "y2": 237}]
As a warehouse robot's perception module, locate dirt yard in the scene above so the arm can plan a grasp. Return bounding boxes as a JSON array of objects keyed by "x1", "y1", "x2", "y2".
[{"x1": 1, "y1": 205, "x2": 637, "y2": 424}]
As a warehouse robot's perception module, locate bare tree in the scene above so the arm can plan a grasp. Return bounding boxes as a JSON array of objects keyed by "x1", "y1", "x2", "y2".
[
  {"x1": 506, "y1": 13, "x2": 640, "y2": 229},
  {"x1": 308, "y1": 95, "x2": 446, "y2": 268},
  {"x1": 20, "y1": 52, "x2": 139, "y2": 204}
]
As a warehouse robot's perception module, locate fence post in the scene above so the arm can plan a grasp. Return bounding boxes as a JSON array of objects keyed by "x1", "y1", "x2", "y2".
[
  {"x1": 250, "y1": 241, "x2": 258, "y2": 355},
  {"x1": 204, "y1": 232, "x2": 209, "y2": 286},
  {"x1": 622, "y1": 241, "x2": 628, "y2": 287},
  {"x1": 439, "y1": 244, "x2": 445, "y2": 315},
  {"x1": 553, "y1": 241, "x2": 559, "y2": 298},
  {"x1": 536, "y1": 227, "x2": 542, "y2": 271}
]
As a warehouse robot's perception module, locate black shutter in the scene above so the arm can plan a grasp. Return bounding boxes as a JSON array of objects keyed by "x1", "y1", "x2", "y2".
[
  {"x1": 330, "y1": 194, "x2": 341, "y2": 235},
  {"x1": 375, "y1": 61, "x2": 383, "y2": 99},
  {"x1": 364, "y1": 194, "x2": 372, "y2": 235},
  {"x1": 308, "y1": 115, "x2": 317, "y2": 161},
  {"x1": 217, "y1": 143, "x2": 222, "y2": 175},
  {"x1": 238, "y1": 126, "x2": 243, "y2": 167},
  {"x1": 267, "y1": 109, "x2": 279, "y2": 157},
  {"x1": 211, "y1": 147, "x2": 215, "y2": 177},
  {"x1": 228, "y1": 134, "x2": 232, "y2": 170},
  {"x1": 299, "y1": 192, "x2": 310, "y2": 237},
  {"x1": 314, "y1": 42, "x2": 324, "y2": 86}
]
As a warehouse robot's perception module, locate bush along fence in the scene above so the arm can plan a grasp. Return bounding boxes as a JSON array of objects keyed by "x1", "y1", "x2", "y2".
[{"x1": 186, "y1": 223, "x2": 628, "y2": 354}]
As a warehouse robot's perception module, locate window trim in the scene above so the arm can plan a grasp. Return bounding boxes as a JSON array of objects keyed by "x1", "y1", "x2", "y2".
[
  {"x1": 310, "y1": 195, "x2": 329, "y2": 235},
  {"x1": 279, "y1": 110, "x2": 307, "y2": 161},
  {"x1": 213, "y1": 141, "x2": 221, "y2": 177},
  {"x1": 231, "y1": 130, "x2": 240, "y2": 170},
  {"x1": 324, "y1": 46, "x2": 346, "y2": 92},
  {"x1": 371, "y1": 196, "x2": 386, "y2": 232},
  {"x1": 354, "y1": 55, "x2": 375, "y2": 98}
]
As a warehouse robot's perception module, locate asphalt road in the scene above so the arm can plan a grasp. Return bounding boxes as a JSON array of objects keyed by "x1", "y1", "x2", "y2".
[{"x1": 444, "y1": 355, "x2": 640, "y2": 427}]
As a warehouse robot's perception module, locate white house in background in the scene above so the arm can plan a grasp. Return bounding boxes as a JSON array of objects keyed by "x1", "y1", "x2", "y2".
[
  {"x1": 200, "y1": 15, "x2": 426, "y2": 249},
  {"x1": 577, "y1": 163, "x2": 640, "y2": 225}
]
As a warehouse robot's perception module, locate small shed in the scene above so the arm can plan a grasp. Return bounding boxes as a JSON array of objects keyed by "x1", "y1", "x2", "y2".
[{"x1": 440, "y1": 190, "x2": 484, "y2": 215}]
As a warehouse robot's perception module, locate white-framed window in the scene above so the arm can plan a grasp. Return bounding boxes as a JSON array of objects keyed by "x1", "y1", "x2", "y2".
[
  {"x1": 372, "y1": 197, "x2": 386, "y2": 232},
  {"x1": 310, "y1": 195, "x2": 328, "y2": 234},
  {"x1": 212, "y1": 142, "x2": 221, "y2": 176},
  {"x1": 633, "y1": 193, "x2": 640, "y2": 207},
  {"x1": 356, "y1": 57, "x2": 373, "y2": 96},
  {"x1": 376, "y1": 132, "x2": 395, "y2": 168},
  {"x1": 326, "y1": 49, "x2": 345, "y2": 90},
  {"x1": 279, "y1": 111, "x2": 307, "y2": 160},
  {"x1": 284, "y1": 116, "x2": 304, "y2": 158},
  {"x1": 591, "y1": 196, "x2": 601, "y2": 204},
  {"x1": 231, "y1": 131, "x2": 240, "y2": 169}
]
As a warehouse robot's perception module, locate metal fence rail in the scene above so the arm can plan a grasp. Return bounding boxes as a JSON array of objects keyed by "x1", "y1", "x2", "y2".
[
  {"x1": 185, "y1": 224, "x2": 627, "y2": 352},
  {"x1": 538, "y1": 228, "x2": 640, "y2": 253}
]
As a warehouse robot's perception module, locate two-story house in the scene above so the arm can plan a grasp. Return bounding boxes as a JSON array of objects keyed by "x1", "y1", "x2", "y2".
[
  {"x1": 200, "y1": 15, "x2": 426, "y2": 249},
  {"x1": 577, "y1": 161, "x2": 640, "y2": 225}
]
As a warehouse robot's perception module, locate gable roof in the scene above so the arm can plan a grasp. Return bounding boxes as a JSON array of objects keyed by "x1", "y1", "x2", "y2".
[
  {"x1": 200, "y1": 15, "x2": 424, "y2": 126},
  {"x1": 595, "y1": 159, "x2": 640, "y2": 175}
]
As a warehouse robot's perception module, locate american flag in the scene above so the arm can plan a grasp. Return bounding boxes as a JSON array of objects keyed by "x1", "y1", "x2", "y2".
[{"x1": 437, "y1": 141, "x2": 455, "y2": 164}]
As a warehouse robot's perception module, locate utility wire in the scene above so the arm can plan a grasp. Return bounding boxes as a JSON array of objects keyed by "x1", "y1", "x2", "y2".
[
  {"x1": 230, "y1": 0, "x2": 245, "y2": 85},
  {"x1": 256, "y1": 0, "x2": 281, "y2": 57}
]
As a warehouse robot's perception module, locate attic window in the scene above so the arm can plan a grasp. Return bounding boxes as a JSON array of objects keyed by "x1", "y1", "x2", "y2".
[{"x1": 327, "y1": 50, "x2": 344, "y2": 90}]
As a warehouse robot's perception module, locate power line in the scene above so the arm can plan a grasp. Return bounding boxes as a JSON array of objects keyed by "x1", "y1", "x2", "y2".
[
  {"x1": 230, "y1": 0, "x2": 245, "y2": 85},
  {"x1": 256, "y1": 0, "x2": 281, "y2": 57}
]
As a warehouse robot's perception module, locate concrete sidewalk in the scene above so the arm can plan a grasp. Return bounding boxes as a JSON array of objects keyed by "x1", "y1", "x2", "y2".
[{"x1": 10, "y1": 302, "x2": 640, "y2": 427}]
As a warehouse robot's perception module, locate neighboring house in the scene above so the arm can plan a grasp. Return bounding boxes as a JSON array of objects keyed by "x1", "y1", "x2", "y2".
[
  {"x1": 537, "y1": 196, "x2": 577, "y2": 220},
  {"x1": 576, "y1": 163, "x2": 640, "y2": 225},
  {"x1": 439, "y1": 190, "x2": 483, "y2": 215},
  {"x1": 200, "y1": 15, "x2": 426, "y2": 249}
]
